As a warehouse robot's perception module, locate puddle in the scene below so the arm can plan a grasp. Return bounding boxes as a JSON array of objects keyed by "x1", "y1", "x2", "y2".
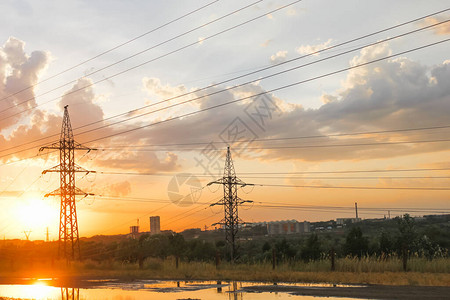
[{"x1": 0, "y1": 280, "x2": 365, "y2": 299}]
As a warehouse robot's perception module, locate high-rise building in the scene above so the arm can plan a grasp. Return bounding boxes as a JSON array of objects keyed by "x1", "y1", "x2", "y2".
[
  {"x1": 266, "y1": 220, "x2": 310, "y2": 235},
  {"x1": 129, "y1": 225, "x2": 139, "y2": 239},
  {"x1": 150, "y1": 216, "x2": 161, "y2": 235}
]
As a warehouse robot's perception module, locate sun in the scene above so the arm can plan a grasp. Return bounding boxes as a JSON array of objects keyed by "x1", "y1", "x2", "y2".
[{"x1": 16, "y1": 197, "x2": 59, "y2": 236}]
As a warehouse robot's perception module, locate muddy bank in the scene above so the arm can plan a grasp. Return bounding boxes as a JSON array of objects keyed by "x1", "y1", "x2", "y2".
[{"x1": 242, "y1": 284, "x2": 450, "y2": 300}]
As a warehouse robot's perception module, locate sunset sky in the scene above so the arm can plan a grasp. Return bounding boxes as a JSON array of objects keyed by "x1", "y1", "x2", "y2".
[{"x1": 0, "y1": 0, "x2": 449, "y2": 240}]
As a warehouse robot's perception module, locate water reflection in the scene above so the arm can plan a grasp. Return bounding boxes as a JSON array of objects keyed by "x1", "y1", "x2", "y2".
[
  {"x1": 61, "y1": 287, "x2": 79, "y2": 300},
  {"x1": 0, "y1": 280, "x2": 362, "y2": 299},
  {"x1": 227, "y1": 281, "x2": 243, "y2": 300}
]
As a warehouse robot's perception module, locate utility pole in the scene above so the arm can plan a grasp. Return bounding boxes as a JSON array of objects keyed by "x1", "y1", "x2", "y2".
[
  {"x1": 355, "y1": 202, "x2": 358, "y2": 221},
  {"x1": 46, "y1": 227, "x2": 49, "y2": 242},
  {"x1": 40, "y1": 105, "x2": 94, "y2": 261},
  {"x1": 23, "y1": 230, "x2": 31, "y2": 241},
  {"x1": 208, "y1": 147, "x2": 252, "y2": 263}
]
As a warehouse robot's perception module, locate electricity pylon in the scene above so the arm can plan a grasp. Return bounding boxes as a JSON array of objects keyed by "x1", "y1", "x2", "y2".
[
  {"x1": 40, "y1": 105, "x2": 94, "y2": 261},
  {"x1": 208, "y1": 147, "x2": 252, "y2": 263},
  {"x1": 61, "y1": 287, "x2": 79, "y2": 300}
]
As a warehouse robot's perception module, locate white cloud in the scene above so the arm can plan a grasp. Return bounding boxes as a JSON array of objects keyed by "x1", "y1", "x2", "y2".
[
  {"x1": 2, "y1": 37, "x2": 449, "y2": 172},
  {"x1": 0, "y1": 37, "x2": 50, "y2": 129},
  {"x1": 135, "y1": 43, "x2": 450, "y2": 163},
  {"x1": 296, "y1": 39, "x2": 333, "y2": 56},
  {"x1": 260, "y1": 39, "x2": 272, "y2": 48},
  {"x1": 418, "y1": 15, "x2": 450, "y2": 35},
  {"x1": 143, "y1": 77, "x2": 187, "y2": 99},
  {"x1": 59, "y1": 78, "x2": 104, "y2": 128},
  {"x1": 270, "y1": 50, "x2": 288, "y2": 64}
]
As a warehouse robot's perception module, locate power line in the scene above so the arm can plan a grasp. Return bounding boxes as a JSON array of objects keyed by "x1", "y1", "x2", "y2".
[
  {"x1": 3, "y1": 117, "x2": 450, "y2": 162},
  {"x1": 0, "y1": 0, "x2": 262, "y2": 115},
  {"x1": 254, "y1": 183, "x2": 450, "y2": 191},
  {"x1": 252, "y1": 201, "x2": 450, "y2": 212},
  {"x1": 249, "y1": 205, "x2": 450, "y2": 215},
  {"x1": 78, "y1": 195, "x2": 450, "y2": 213},
  {"x1": 0, "y1": 39, "x2": 448, "y2": 166},
  {"x1": 1, "y1": 13, "x2": 448, "y2": 156},
  {"x1": 89, "y1": 124, "x2": 450, "y2": 148},
  {"x1": 94, "y1": 138, "x2": 450, "y2": 152},
  {"x1": 60, "y1": 8, "x2": 450, "y2": 128},
  {"x1": 94, "y1": 172, "x2": 450, "y2": 180},
  {"x1": 57, "y1": 19, "x2": 450, "y2": 143},
  {"x1": 74, "y1": 39, "x2": 450, "y2": 148},
  {"x1": 0, "y1": 0, "x2": 297, "y2": 120},
  {"x1": 0, "y1": 1, "x2": 220, "y2": 104},
  {"x1": 235, "y1": 168, "x2": 450, "y2": 175}
]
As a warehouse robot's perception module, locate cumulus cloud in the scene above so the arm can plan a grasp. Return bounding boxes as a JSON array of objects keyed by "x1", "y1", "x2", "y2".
[
  {"x1": 257, "y1": 44, "x2": 450, "y2": 161},
  {"x1": 296, "y1": 39, "x2": 333, "y2": 56},
  {"x1": 94, "y1": 151, "x2": 179, "y2": 173},
  {"x1": 2, "y1": 37, "x2": 449, "y2": 174},
  {"x1": 270, "y1": 50, "x2": 288, "y2": 64},
  {"x1": 418, "y1": 15, "x2": 450, "y2": 35},
  {"x1": 143, "y1": 77, "x2": 187, "y2": 100},
  {"x1": 0, "y1": 38, "x2": 180, "y2": 174},
  {"x1": 102, "y1": 180, "x2": 132, "y2": 197},
  {"x1": 59, "y1": 78, "x2": 104, "y2": 127},
  {"x1": 0, "y1": 37, "x2": 50, "y2": 129},
  {"x1": 132, "y1": 43, "x2": 450, "y2": 163}
]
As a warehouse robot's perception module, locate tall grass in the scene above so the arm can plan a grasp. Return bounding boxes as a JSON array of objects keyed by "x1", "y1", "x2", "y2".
[
  {"x1": 0, "y1": 256, "x2": 449, "y2": 286},
  {"x1": 284, "y1": 256, "x2": 450, "y2": 273}
]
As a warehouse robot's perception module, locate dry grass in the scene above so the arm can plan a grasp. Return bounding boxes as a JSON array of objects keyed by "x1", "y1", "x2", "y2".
[{"x1": 0, "y1": 257, "x2": 449, "y2": 286}]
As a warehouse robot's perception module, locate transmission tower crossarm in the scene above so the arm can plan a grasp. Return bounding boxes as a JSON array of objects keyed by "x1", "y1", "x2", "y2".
[
  {"x1": 40, "y1": 141, "x2": 93, "y2": 152},
  {"x1": 207, "y1": 177, "x2": 248, "y2": 186},
  {"x1": 44, "y1": 187, "x2": 94, "y2": 197},
  {"x1": 210, "y1": 201, "x2": 223, "y2": 207},
  {"x1": 73, "y1": 141, "x2": 95, "y2": 151},
  {"x1": 239, "y1": 199, "x2": 253, "y2": 204},
  {"x1": 39, "y1": 141, "x2": 61, "y2": 151},
  {"x1": 42, "y1": 163, "x2": 92, "y2": 174},
  {"x1": 207, "y1": 180, "x2": 223, "y2": 186}
]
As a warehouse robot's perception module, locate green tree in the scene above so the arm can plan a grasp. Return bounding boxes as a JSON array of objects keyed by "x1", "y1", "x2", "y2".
[
  {"x1": 168, "y1": 233, "x2": 186, "y2": 258},
  {"x1": 275, "y1": 238, "x2": 296, "y2": 261},
  {"x1": 395, "y1": 213, "x2": 418, "y2": 255},
  {"x1": 344, "y1": 226, "x2": 368, "y2": 258},
  {"x1": 300, "y1": 233, "x2": 321, "y2": 262},
  {"x1": 262, "y1": 241, "x2": 271, "y2": 253},
  {"x1": 378, "y1": 229, "x2": 393, "y2": 256}
]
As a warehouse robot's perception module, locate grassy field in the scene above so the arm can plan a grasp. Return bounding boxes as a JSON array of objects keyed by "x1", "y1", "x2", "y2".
[{"x1": 0, "y1": 257, "x2": 449, "y2": 286}]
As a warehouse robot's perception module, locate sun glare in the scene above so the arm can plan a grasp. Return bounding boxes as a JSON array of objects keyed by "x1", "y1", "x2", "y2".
[
  {"x1": 0, "y1": 283, "x2": 57, "y2": 299},
  {"x1": 15, "y1": 198, "x2": 59, "y2": 237}
]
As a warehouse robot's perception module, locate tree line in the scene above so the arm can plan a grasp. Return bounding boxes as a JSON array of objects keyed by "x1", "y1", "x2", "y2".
[{"x1": 0, "y1": 214, "x2": 447, "y2": 266}]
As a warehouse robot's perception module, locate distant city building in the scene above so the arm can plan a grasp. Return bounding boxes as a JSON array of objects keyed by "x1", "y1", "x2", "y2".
[
  {"x1": 129, "y1": 225, "x2": 139, "y2": 239},
  {"x1": 336, "y1": 218, "x2": 361, "y2": 225},
  {"x1": 264, "y1": 220, "x2": 310, "y2": 235},
  {"x1": 150, "y1": 216, "x2": 161, "y2": 235}
]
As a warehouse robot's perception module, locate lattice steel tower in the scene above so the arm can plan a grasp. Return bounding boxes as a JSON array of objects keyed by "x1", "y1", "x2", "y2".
[
  {"x1": 40, "y1": 105, "x2": 93, "y2": 260},
  {"x1": 208, "y1": 147, "x2": 252, "y2": 262}
]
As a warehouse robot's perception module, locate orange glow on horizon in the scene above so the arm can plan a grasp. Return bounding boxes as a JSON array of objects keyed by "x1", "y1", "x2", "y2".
[{"x1": 11, "y1": 197, "x2": 59, "y2": 239}]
